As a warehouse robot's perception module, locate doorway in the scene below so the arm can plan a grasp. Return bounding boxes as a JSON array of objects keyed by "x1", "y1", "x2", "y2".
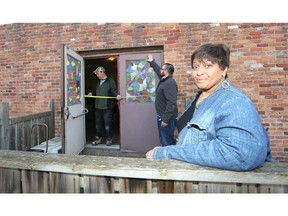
[
  {"x1": 79, "y1": 46, "x2": 164, "y2": 153},
  {"x1": 84, "y1": 57, "x2": 120, "y2": 147}
]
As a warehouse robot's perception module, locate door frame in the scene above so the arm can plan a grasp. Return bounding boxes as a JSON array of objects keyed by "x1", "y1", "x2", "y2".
[{"x1": 77, "y1": 46, "x2": 164, "y2": 151}]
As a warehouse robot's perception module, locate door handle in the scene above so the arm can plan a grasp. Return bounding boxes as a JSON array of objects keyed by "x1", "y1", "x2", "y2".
[
  {"x1": 64, "y1": 107, "x2": 89, "y2": 119},
  {"x1": 71, "y1": 108, "x2": 89, "y2": 119}
]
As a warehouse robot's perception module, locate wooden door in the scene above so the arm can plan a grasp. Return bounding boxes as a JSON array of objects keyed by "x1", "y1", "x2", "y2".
[
  {"x1": 119, "y1": 53, "x2": 162, "y2": 152},
  {"x1": 62, "y1": 45, "x2": 87, "y2": 154}
]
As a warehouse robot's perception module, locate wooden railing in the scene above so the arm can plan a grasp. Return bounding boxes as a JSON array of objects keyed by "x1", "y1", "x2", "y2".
[
  {"x1": 0, "y1": 100, "x2": 55, "y2": 151},
  {"x1": 0, "y1": 150, "x2": 287, "y2": 193}
]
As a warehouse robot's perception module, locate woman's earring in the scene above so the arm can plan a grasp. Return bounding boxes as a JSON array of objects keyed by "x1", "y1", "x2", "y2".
[{"x1": 221, "y1": 79, "x2": 229, "y2": 89}]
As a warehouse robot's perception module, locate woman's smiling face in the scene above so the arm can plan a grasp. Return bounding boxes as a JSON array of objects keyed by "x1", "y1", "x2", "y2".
[{"x1": 192, "y1": 58, "x2": 227, "y2": 93}]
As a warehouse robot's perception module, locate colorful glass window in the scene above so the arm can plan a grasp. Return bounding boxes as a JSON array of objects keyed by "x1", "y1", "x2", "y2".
[
  {"x1": 66, "y1": 54, "x2": 81, "y2": 106},
  {"x1": 125, "y1": 60, "x2": 156, "y2": 103}
]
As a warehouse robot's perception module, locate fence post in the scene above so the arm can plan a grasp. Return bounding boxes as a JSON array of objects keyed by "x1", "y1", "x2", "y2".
[
  {"x1": 48, "y1": 99, "x2": 55, "y2": 138},
  {"x1": 0, "y1": 103, "x2": 10, "y2": 149}
]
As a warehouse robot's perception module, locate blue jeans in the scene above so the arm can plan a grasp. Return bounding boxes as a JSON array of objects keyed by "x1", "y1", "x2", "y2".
[
  {"x1": 95, "y1": 108, "x2": 113, "y2": 138},
  {"x1": 157, "y1": 116, "x2": 177, "y2": 146}
]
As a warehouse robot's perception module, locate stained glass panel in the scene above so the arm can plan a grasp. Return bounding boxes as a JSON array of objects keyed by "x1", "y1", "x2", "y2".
[
  {"x1": 125, "y1": 59, "x2": 156, "y2": 103},
  {"x1": 66, "y1": 54, "x2": 81, "y2": 106}
]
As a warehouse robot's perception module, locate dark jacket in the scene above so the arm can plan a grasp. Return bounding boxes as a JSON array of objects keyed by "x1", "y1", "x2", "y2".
[
  {"x1": 150, "y1": 60, "x2": 178, "y2": 123},
  {"x1": 92, "y1": 78, "x2": 118, "y2": 109}
]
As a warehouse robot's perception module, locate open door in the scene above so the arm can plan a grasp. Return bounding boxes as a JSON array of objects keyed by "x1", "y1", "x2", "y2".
[
  {"x1": 62, "y1": 45, "x2": 87, "y2": 154},
  {"x1": 119, "y1": 53, "x2": 162, "y2": 152}
]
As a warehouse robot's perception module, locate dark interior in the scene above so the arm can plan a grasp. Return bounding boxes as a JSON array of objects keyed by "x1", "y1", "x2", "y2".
[{"x1": 84, "y1": 57, "x2": 119, "y2": 145}]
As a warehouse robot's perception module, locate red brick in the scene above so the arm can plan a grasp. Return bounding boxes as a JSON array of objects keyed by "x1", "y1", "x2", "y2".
[{"x1": 0, "y1": 23, "x2": 287, "y2": 161}]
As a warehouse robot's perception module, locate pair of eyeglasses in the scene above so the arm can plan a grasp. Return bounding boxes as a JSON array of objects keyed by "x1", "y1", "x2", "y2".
[
  {"x1": 160, "y1": 68, "x2": 166, "y2": 71},
  {"x1": 94, "y1": 71, "x2": 104, "y2": 74}
]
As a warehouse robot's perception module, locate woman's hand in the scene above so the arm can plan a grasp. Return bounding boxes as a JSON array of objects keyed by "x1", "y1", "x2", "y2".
[{"x1": 146, "y1": 147, "x2": 157, "y2": 159}]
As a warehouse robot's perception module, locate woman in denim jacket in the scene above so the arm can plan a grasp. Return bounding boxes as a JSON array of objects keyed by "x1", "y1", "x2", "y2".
[{"x1": 146, "y1": 43, "x2": 273, "y2": 171}]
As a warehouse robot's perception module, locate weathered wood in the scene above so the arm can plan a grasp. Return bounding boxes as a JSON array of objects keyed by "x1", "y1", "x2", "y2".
[
  {"x1": 21, "y1": 170, "x2": 49, "y2": 193},
  {"x1": 0, "y1": 150, "x2": 287, "y2": 184},
  {"x1": 198, "y1": 182, "x2": 239, "y2": 193},
  {"x1": 259, "y1": 184, "x2": 288, "y2": 193},
  {"x1": 157, "y1": 180, "x2": 174, "y2": 193},
  {"x1": 0, "y1": 167, "x2": 21, "y2": 193},
  {"x1": 82, "y1": 176, "x2": 112, "y2": 193},
  {"x1": 49, "y1": 172, "x2": 80, "y2": 193},
  {"x1": 0, "y1": 150, "x2": 287, "y2": 193},
  {"x1": 119, "y1": 178, "x2": 149, "y2": 193},
  {"x1": 48, "y1": 99, "x2": 55, "y2": 139},
  {"x1": 9, "y1": 111, "x2": 52, "y2": 124},
  {"x1": 10, "y1": 116, "x2": 50, "y2": 151},
  {"x1": 0, "y1": 100, "x2": 55, "y2": 151},
  {"x1": 0, "y1": 103, "x2": 9, "y2": 149},
  {"x1": 174, "y1": 181, "x2": 194, "y2": 193}
]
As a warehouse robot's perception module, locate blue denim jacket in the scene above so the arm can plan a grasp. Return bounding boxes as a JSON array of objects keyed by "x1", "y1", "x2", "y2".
[{"x1": 153, "y1": 81, "x2": 273, "y2": 171}]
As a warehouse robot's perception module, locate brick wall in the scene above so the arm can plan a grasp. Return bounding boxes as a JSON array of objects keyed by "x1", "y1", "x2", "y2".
[{"x1": 0, "y1": 23, "x2": 287, "y2": 161}]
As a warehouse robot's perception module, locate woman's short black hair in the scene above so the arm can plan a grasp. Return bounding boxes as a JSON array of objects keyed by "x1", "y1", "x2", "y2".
[{"x1": 191, "y1": 43, "x2": 230, "y2": 72}]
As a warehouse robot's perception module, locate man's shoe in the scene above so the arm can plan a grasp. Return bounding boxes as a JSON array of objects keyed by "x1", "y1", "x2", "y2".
[
  {"x1": 106, "y1": 138, "x2": 113, "y2": 146},
  {"x1": 92, "y1": 136, "x2": 102, "y2": 145}
]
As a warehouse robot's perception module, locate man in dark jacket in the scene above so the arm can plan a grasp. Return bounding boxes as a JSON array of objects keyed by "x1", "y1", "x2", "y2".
[
  {"x1": 89, "y1": 66, "x2": 122, "y2": 146},
  {"x1": 147, "y1": 54, "x2": 178, "y2": 146}
]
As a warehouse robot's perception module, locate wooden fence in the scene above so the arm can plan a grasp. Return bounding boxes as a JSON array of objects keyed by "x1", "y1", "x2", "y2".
[
  {"x1": 0, "y1": 150, "x2": 287, "y2": 193},
  {"x1": 0, "y1": 100, "x2": 55, "y2": 151}
]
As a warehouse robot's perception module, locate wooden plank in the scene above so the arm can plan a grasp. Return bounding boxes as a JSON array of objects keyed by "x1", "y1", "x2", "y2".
[
  {"x1": 48, "y1": 99, "x2": 55, "y2": 138},
  {"x1": 174, "y1": 181, "x2": 193, "y2": 193},
  {"x1": 21, "y1": 170, "x2": 49, "y2": 193},
  {"x1": 0, "y1": 150, "x2": 287, "y2": 186},
  {"x1": 259, "y1": 184, "x2": 288, "y2": 193},
  {"x1": 111, "y1": 177, "x2": 117, "y2": 193},
  {"x1": 9, "y1": 111, "x2": 51, "y2": 124},
  {"x1": 239, "y1": 184, "x2": 259, "y2": 193},
  {"x1": 9, "y1": 123, "x2": 16, "y2": 150},
  {"x1": 0, "y1": 103, "x2": 9, "y2": 149},
  {"x1": 120, "y1": 178, "x2": 150, "y2": 193},
  {"x1": 146, "y1": 180, "x2": 153, "y2": 193},
  {"x1": 198, "y1": 182, "x2": 239, "y2": 193},
  {"x1": 82, "y1": 175, "x2": 112, "y2": 193},
  {"x1": 157, "y1": 180, "x2": 174, "y2": 193},
  {"x1": 24, "y1": 120, "x2": 30, "y2": 150},
  {"x1": 19, "y1": 122, "x2": 25, "y2": 150},
  {"x1": 49, "y1": 172, "x2": 80, "y2": 193},
  {"x1": 118, "y1": 178, "x2": 149, "y2": 193},
  {"x1": 0, "y1": 167, "x2": 21, "y2": 193}
]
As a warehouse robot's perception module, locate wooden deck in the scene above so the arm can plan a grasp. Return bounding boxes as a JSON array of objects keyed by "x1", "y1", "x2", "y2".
[{"x1": 0, "y1": 149, "x2": 287, "y2": 193}]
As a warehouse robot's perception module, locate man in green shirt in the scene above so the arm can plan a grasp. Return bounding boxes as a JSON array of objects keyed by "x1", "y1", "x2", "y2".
[{"x1": 89, "y1": 66, "x2": 122, "y2": 146}]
